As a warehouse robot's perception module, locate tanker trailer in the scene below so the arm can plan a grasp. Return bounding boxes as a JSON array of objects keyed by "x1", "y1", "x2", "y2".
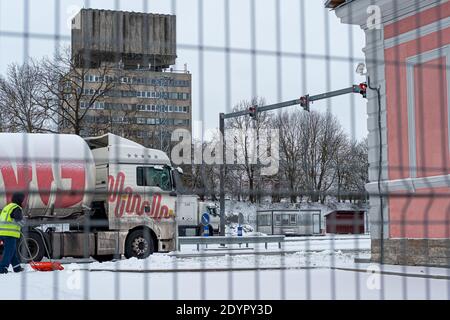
[{"x1": 0, "y1": 133, "x2": 178, "y2": 262}]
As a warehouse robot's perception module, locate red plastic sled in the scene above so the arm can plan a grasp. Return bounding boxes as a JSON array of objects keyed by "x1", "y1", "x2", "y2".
[{"x1": 30, "y1": 262, "x2": 64, "y2": 272}]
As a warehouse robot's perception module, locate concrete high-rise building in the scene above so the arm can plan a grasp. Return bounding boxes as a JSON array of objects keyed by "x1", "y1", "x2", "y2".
[{"x1": 66, "y1": 9, "x2": 191, "y2": 150}]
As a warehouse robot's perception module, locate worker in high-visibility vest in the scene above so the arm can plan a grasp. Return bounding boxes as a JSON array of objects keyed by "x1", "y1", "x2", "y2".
[{"x1": 0, "y1": 192, "x2": 25, "y2": 274}]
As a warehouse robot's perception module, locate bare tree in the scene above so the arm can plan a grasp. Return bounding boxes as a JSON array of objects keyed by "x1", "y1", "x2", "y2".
[
  {"x1": 334, "y1": 137, "x2": 368, "y2": 203},
  {"x1": 37, "y1": 46, "x2": 116, "y2": 135},
  {"x1": 275, "y1": 110, "x2": 348, "y2": 203},
  {"x1": 153, "y1": 75, "x2": 175, "y2": 154},
  {"x1": 0, "y1": 102, "x2": 6, "y2": 132},
  {"x1": 217, "y1": 105, "x2": 366, "y2": 205},
  {"x1": 276, "y1": 111, "x2": 304, "y2": 203},
  {"x1": 226, "y1": 97, "x2": 272, "y2": 203},
  {"x1": 0, "y1": 61, "x2": 52, "y2": 133},
  {"x1": 305, "y1": 111, "x2": 347, "y2": 203},
  {"x1": 175, "y1": 137, "x2": 221, "y2": 200},
  {"x1": 94, "y1": 103, "x2": 138, "y2": 140}
]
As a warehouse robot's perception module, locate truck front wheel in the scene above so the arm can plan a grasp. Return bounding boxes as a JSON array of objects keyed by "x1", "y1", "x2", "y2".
[{"x1": 124, "y1": 229, "x2": 154, "y2": 259}]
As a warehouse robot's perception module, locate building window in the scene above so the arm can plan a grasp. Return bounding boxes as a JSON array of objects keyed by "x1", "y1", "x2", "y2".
[
  {"x1": 137, "y1": 117, "x2": 146, "y2": 125},
  {"x1": 257, "y1": 215, "x2": 271, "y2": 227},
  {"x1": 281, "y1": 214, "x2": 290, "y2": 226},
  {"x1": 406, "y1": 46, "x2": 450, "y2": 178},
  {"x1": 290, "y1": 214, "x2": 297, "y2": 226},
  {"x1": 93, "y1": 102, "x2": 104, "y2": 110},
  {"x1": 275, "y1": 214, "x2": 281, "y2": 226}
]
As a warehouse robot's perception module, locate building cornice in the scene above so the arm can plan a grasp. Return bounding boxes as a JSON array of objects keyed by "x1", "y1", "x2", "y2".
[{"x1": 334, "y1": 0, "x2": 445, "y2": 29}]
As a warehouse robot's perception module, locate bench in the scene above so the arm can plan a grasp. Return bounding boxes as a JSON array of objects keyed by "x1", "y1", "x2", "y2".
[{"x1": 177, "y1": 235, "x2": 286, "y2": 251}]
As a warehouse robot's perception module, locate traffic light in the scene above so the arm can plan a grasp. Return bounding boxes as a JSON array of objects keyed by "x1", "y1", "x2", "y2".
[
  {"x1": 300, "y1": 95, "x2": 310, "y2": 112},
  {"x1": 248, "y1": 106, "x2": 257, "y2": 119},
  {"x1": 358, "y1": 82, "x2": 367, "y2": 98}
]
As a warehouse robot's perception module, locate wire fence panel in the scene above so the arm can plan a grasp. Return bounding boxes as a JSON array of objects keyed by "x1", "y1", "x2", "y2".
[{"x1": 0, "y1": 0, "x2": 449, "y2": 302}]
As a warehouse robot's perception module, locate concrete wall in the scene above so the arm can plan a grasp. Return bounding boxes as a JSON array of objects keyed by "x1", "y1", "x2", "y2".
[
  {"x1": 72, "y1": 9, "x2": 177, "y2": 68},
  {"x1": 372, "y1": 239, "x2": 450, "y2": 266}
]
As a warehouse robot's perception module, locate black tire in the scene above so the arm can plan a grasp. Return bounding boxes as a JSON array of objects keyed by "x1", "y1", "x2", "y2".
[
  {"x1": 124, "y1": 229, "x2": 154, "y2": 259},
  {"x1": 17, "y1": 232, "x2": 46, "y2": 263}
]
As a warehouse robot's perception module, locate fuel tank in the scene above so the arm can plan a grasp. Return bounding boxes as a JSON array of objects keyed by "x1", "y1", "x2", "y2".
[{"x1": 0, "y1": 133, "x2": 96, "y2": 216}]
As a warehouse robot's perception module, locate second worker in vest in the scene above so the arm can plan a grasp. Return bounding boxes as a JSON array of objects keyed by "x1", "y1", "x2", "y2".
[{"x1": 0, "y1": 192, "x2": 26, "y2": 274}]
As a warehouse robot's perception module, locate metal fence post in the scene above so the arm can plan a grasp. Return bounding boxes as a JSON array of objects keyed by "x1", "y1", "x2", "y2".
[{"x1": 219, "y1": 113, "x2": 226, "y2": 236}]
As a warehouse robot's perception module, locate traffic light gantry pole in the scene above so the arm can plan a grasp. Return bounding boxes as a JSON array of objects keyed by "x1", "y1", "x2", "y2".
[{"x1": 218, "y1": 83, "x2": 367, "y2": 235}]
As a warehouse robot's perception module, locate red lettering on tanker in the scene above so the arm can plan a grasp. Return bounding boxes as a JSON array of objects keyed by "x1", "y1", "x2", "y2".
[
  {"x1": 0, "y1": 161, "x2": 32, "y2": 204},
  {"x1": 0, "y1": 160, "x2": 86, "y2": 208},
  {"x1": 108, "y1": 172, "x2": 172, "y2": 219},
  {"x1": 54, "y1": 163, "x2": 85, "y2": 207},
  {"x1": 36, "y1": 161, "x2": 85, "y2": 207}
]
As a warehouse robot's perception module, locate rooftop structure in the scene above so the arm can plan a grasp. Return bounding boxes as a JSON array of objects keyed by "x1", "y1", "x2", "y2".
[{"x1": 72, "y1": 9, "x2": 177, "y2": 70}]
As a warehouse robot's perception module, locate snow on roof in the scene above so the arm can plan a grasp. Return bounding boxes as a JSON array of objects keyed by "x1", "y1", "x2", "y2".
[
  {"x1": 86, "y1": 133, "x2": 171, "y2": 165},
  {"x1": 84, "y1": 133, "x2": 141, "y2": 149},
  {"x1": 324, "y1": 209, "x2": 366, "y2": 217}
]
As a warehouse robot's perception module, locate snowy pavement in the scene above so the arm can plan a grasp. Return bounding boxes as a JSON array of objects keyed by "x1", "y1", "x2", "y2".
[
  {"x1": 0, "y1": 235, "x2": 449, "y2": 300},
  {"x1": 2, "y1": 266, "x2": 449, "y2": 300}
]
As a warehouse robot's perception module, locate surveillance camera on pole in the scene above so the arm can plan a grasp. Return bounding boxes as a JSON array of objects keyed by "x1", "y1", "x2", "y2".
[{"x1": 356, "y1": 62, "x2": 367, "y2": 76}]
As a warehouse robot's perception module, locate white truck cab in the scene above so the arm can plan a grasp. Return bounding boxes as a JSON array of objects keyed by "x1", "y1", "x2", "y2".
[{"x1": 176, "y1": 195, "x2": 220, "y2": 236}]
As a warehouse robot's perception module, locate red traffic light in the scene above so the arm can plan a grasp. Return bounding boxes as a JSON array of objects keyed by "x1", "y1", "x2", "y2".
[
  {"x1": 248, "y1": 106, "x2": 257, "y2": 118},
  {"x1": 359, "y1": 82, "x2": 367, "y2": 98},
  {"x1": 300, "y1": 95, "x2": 310, "y2": 112}
]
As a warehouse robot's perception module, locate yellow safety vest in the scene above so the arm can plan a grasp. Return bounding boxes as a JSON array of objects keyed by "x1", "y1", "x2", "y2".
[{"x1": 0, "y1": 203, "x2": 22, "y2": 239}]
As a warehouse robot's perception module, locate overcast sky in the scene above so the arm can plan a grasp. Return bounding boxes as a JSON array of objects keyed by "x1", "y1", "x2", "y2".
[{"x1": 0, "y1": 0, "x2": 367, "y2": 140}]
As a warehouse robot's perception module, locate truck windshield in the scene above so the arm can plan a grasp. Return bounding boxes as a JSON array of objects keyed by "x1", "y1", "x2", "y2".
[{"x1": 137, "y1": 166, "x2": 172, "y2": 191}]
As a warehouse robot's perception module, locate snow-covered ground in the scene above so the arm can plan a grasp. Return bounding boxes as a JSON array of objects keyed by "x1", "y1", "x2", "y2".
[
  {"x1": 4, "y1": 267, "x2": 450, "y2": 300},
  {"x1": 1, "y1": 235, "x2": 450, "y2": 300}
]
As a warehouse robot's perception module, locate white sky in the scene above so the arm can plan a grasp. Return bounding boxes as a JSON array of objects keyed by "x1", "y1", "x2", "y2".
[{"x1": 0, "y1": 0, "x2": 368, "y2": 140}]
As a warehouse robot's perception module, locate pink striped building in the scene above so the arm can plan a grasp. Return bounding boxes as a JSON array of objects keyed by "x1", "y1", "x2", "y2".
[{"x1": 326, "y1": 0, "x2": 450, "y2": 266}]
